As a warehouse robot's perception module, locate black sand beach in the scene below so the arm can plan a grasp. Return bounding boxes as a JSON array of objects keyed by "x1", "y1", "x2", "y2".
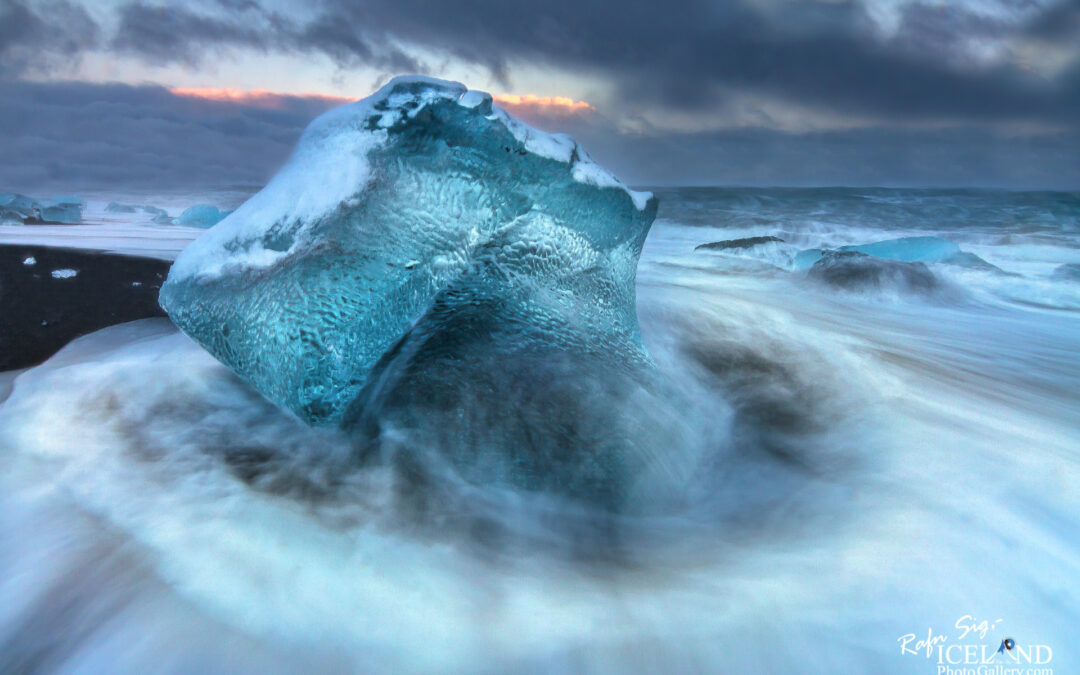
[{"x1": 0, "y1": 245, "x2": 171, "y2": 370}]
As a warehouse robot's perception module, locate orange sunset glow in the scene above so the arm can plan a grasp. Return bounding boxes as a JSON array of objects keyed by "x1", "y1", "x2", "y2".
[
  {"x1": 491, "y1": 94, "x2": 595, "y2": 113},
  {"x1": 170, "y1": 87, "x2": 595, "y2": 115},
  {"x1": 169, "y1": 87, "x2": 354, "y2": 109}
]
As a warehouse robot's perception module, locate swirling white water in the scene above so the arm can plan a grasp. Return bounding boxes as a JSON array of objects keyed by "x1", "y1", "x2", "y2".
[{"x1": 1, "y1": 188, "x2": 1077, "y2": 673}]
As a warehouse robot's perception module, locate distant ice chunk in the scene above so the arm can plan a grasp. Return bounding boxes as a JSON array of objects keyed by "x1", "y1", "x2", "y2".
[
  {"x1": 23, "y1": 256, "x2": 36, "y2": 266},
  {"x1": 161, "y1": 76, "x2": 657, "y2": 425},
  {"x1": 795, "y1": 236, "x2": 999, "y2": 272},
  {"x1": 0, "y1": 193, "x2": 82, "y2": 224},
  {"x1": 106, "y1": 202, "x2": 138, "y2": 213},
  {"x1": 40, "y1": 195, "x2": 83, "y2": 224},
  {"x1": 51, "y1": 268, "x2": 78, "y2": 279},
  {"x1": 0, "y1": 193, "x2": 43, "y2": 224},
  {"x1": 176, "y1": 204, "x2": 233, "y2": 228}
]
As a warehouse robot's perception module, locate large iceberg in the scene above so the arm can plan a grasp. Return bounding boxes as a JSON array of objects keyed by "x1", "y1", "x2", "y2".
[{"x1": 160, "y1": 76, "x2": 656, "y2": 425}]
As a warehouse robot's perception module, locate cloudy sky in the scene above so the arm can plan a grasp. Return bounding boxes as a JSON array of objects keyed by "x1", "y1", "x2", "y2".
[{"x1": 3, "y1": 0, "x2": 1080, "y2": 190}]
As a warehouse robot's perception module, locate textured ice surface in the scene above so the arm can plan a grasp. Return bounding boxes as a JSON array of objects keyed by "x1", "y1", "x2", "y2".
[
  {"x1": 161, "y1": 76, "x2": 657, "y2": 424},
  {"x1": 176, "y1": 204, "x2": 232, "y2": 228}
]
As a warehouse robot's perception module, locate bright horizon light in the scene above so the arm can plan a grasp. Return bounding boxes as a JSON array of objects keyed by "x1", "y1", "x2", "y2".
[{"x1": 169, "y1": 86, "x2": 596, "y2": 115}]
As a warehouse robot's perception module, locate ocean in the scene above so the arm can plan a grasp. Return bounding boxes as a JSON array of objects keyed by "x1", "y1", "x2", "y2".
[{"x1": 0, "y1": 187, "x2": 1077, "y2": 672}]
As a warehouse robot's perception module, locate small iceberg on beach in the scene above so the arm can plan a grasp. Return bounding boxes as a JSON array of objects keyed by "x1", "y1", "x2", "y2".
[
  {"x1": 0, "y1": 193, "x2": 41, "y2": 223},
  {"x1": 794, "y1": 236, "x2": 1000, "y2": 272},
  {"x1": 0, "y1": 193, "x2": 83, "y2": 224},
  {"x1": 176, "y1": 204, "x2": 232, "y2": 228}
]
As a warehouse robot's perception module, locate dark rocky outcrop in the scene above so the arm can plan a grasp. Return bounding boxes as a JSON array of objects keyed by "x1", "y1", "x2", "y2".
[
  {"x1": 808, "y1": 250, "x2": 942, "y2": 295},
  {"x1": 695, "y1": 235, "x2": 784, "y2": 251}
]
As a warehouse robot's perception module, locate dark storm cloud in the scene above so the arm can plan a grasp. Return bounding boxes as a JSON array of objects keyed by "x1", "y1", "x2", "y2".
[
  {"x1": 327, "y1": 0, "x2": 1080, "y2": 122},
  {"x1": 3, "y1": 0, "x2": 1073, "y2": 125},
  {"x1": 0, "y1": 79, "x2": 340, "y2": 191},
  {"x1": 96, "y1": 0, "x2": 1080, "y2": 126},
  {"x1": 291, "y1": 12, "x2": 420, "y2": 72},
  {"x1": 0, "y1": 0, "x2": 99, "y2": 77},
  {"x1": 1026, "y1": 0, "x2": 1080, "y2": 40},
  {"x1": 111, "y1": 2, "x2": 420, "y2": 72},
  {"x1": 111, "y1": 2, "x2": 269, "y2": 64},
  {"x1": 3, "y1": 1, "x2": 1079, "y2": 189},
  {"x1": 889, "y1": 3, "x2": 1011, "y2": 60}
]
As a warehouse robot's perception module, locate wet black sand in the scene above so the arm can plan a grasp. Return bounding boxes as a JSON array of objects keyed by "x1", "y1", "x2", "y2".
[{"x1": 0, "y1": 245, "x2": 171, "y2": 370}]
